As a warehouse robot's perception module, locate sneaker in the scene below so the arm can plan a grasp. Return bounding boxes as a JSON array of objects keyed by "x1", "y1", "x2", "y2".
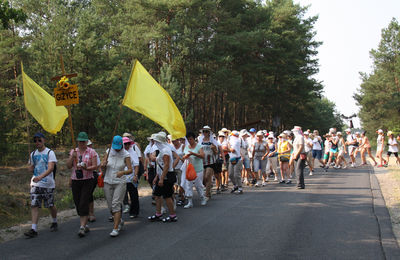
[
  {"x1": 237, "y1": 188, "x2": 243, "y2": 194},
  {"x1": 231, "y1": 186, "x2": 239, "y2": 193},
  {"x1": 274, "y1": 177, "x2": 278, "y2": 181},
  {"x1": 118, "y1": 219, "x2": 124, "y2": 231},
  {"x1": 110, "y1": 229, "x2": 119, "y2": 237},
  {"x1": 123, "y1": 205, "x2": 130, "y2": 214},
  {"x1": 78, "y1": 227, "x2": 85, "y2": 238},
  {"x1": 343, "y1": 165, "x2": 347, "y2": 169},
  {"x1": 130, "y1": 214, "x2": 138, "y2": 219},
  {"x1": 216, "y1": 188, "x2": 221, "y2": 194},
  {"x1": 279, "y1": 180, "x2": 285, "y2": 184},
  {"x1": 50, "y1": 222, "x2": 58, "y2": 232},
  {"x1": 285, "y1": 180, "x2": 292, "y2": 184},
  {"x1": 262, "y1": 182, "x2": 267, "y2": 186},
  {"x1": 351, "y1": 163, "x2": 356, "y2": 168},
  {"x1": 200, "y1": 197, "x2": 207, "y2": 206},
  {"x1": 255, "y1": 181, "x2": 261, "y2": 187},
  {"x1": 84, "y1": 225, "x2": 90, "y2": 233},
  {"x1": 177, "y1": 199, "x2": 185, "y2": 206},
  {"x1": 325, "y1": 166, "x2": 329, "y2": 172},
  {"x1": 309, "y1": 171, "x2": 313, "y2": 176},
  {"x1": 221, "y1": 185, "x2": 227, "y2": 191},
  {"x1": 24, "y1": 229, "x2": 38, "y2": 238}
]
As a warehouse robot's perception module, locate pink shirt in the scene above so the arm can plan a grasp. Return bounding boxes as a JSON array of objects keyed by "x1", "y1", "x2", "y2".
[{"x1": 70, "y1": 147, "x2": 97, "y2": 180}]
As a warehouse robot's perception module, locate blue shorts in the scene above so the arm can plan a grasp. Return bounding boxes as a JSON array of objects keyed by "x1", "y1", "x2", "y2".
[
  {"x1": 253, "y1": 158, "x2": 267, "y2": 173},
  {"x1": 243, "y1": 157, "x2": 250, "y2": 169},
  {"x1": 312, "y1": 150, "x2": 322, "y2": 160},
  {"x1": 330, "y1": 148, "x2": 338, "y2": 154}
]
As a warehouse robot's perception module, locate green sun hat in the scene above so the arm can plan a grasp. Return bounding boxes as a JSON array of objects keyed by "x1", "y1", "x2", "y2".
[{"x1": 77, "y1": 132, "x2": 89, "y2": 141}]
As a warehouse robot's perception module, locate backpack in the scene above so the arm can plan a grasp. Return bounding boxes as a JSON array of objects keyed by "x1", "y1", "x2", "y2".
[{"x1": 32, "y1": 149, "x2": 57, "y2": 180}]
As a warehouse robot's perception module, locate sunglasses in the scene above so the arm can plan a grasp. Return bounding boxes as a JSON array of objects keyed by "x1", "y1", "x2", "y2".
[{"x1": 33, "y1": 139, "x2": 42, "y2": 143}]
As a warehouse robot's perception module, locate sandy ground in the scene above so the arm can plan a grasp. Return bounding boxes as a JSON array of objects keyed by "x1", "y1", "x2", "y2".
[
  {"x1": 374, "y1": 163, "x2": 400, "y2": 247},
  {"x1": 0, "y1": 187, "x2": 152, "y2": 243}
]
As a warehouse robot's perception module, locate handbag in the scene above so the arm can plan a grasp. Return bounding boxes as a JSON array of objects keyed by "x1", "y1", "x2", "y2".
[
  {"x1": 279, "y1": 155, "x2": 290, "y2": 162},
  {"x1": 186, "y1": 162, "x2": 197, "y2": 181},
  {"x1": 97, "y1": 171, "x2": 104, "y2": 188}
]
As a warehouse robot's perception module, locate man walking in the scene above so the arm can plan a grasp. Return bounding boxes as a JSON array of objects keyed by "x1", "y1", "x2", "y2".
[
  {"x1": 24, "y1": 132, "x2": 58, "y2": 238},
  {"x1": 291, "y1": 127, "x2": 306, "y2": 189}
]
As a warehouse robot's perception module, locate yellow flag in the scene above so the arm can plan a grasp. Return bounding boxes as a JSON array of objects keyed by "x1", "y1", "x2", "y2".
[
  {"x1": 22, "y1": 64, "x2": 68, "y2": 134},
  {"x1": 122, "y1": 60, "x2": 186, "y2": 139}
]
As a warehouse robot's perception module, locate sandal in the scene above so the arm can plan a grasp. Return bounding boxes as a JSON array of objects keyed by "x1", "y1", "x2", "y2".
[
  {"x1": 148, "y1": 215, "x2": 162, "y2": 222},
  {"x1": 162, "y1": 216, "x2": 178, "y2": 223}
]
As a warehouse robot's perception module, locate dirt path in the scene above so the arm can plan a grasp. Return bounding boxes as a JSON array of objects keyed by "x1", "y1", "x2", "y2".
[
  {"x1": 0, "y1": 188, "x2": 152, "y2": 243},
  {"x1": 374, "y1": 164, "x2": 400, "y2": 247}
]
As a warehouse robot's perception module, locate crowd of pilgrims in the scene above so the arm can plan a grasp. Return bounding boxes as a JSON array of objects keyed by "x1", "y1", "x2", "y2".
[{"x1": 24, "y1": 126, "x2": 400, "y2": 238}]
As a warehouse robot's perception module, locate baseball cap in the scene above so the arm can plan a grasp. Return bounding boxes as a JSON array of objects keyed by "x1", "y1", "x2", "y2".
[
  {"x1": 256, "y1": 131, "x2": 264, "y2": 136},
  {"x1": 218, "y1": 131, "x2": 225, "y2": 137},
  {"x1": 387, "y1": 131, "x2": 393, "y2": 136},
  {"x1": 77, "y1": 132, "x2": 89, "y2": 141},
  {"x1": 377, "y1": 129, "x2": 383, "y2": 134},
  {"x1": 231, "y1": 130, "x2": 239, "y2": 137},
  {"x1": 112, "y1": 135, "x2": 123, "y2": 150},
  {"x1": 249, "y1": 128, "x2": 256, "y2": 133},
  {"x1": 33, "y1": 132, "x2": 45, "y2": 139},
  {"x1": 345, "y1": 128, "x2": 351, "y2": 132}
]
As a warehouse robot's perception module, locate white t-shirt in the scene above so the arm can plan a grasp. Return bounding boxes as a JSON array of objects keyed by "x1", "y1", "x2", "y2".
[
  {"x1": 104, "y1": 149, "x2": 131, "y2": 184},
  {"x1": 132, "y1": 143, "x2": 142, "y2": 158},
  {"x1": 229, "y1": 137, "x2": 241, "y2": 158},
  {"x1": 240, "y1": 138, "x2": 250, "y2": 159},
  {"x1": 388, "y1": 138, "x2": 398, "y2": 153},
  {"x1": 312, "y1": 136, "x2": 322, "y2": 150},
  {"x1": 29, "y1": 148, "x2": 57, "y2": 188},
  {"x1": 156, "y1": 147, "x2": 174, "y2": 177},
  {"x1": 293, "y1": 135, "x2": 305, "y2": 154},
  {"x1": 377, "y1": 135, "x2": 384, "y2": 151},
  {"x1": 304, "y1": 137, "x2": 313, "y2": 153},
  {"x1": 248, "y1": 135, "x2": 256, "y2": 158},
  {"x1": 324, "y1": 140, "x2": 331, "y2": 153},
  {"x1": 144, "y1": 143, "x2": 158, "y2": 167},
  {"x1": 346, "y1": 134, "x2": 356, "y2": 147},
  {"x1": 125, "y1": 147, "x2": 139, "y2": 183}
]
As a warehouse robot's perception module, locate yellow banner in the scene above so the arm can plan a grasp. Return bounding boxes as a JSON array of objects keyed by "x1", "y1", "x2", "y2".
[
  {"x1": 22, "y1": 64, "x2": 68, "y2": 134},
  {"x1": 122, "y1": 60, "x2": 186, "y2": 139}
]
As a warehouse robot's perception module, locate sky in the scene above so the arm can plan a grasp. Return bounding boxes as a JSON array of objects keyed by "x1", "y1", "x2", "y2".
[{"x1": 294, "y1": 0, "x2": 400, "y2": 128}]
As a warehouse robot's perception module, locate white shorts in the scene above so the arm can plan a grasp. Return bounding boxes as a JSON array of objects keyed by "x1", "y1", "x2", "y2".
[{"x1": 348, "y1": 146, "x2": 356, "y2": 155}]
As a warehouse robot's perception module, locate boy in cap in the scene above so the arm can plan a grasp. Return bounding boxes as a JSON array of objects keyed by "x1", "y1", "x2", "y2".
[{"x1": 24, "y1": 133, "x2": 58, "y2": 238}]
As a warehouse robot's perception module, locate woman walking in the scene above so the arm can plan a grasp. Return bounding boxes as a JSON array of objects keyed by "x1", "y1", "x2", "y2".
[
  {"x1": 278, "y1": 133, "x2": 292, "y2": 184},
  {"x1": 359, "y1": 131, "x2": 377, "y2": 166},
  {"x1": 183, "y1": 131, "x2": 207, "y2": 208},
  {"x1": 147, "y1": 132, "x2": 178, "y2": 222},
  {"x1": 386, "y1": 131, "x2": 400, "y2": 166},
  {"x1": 252, "y1": 131, "x2": 269, "y2": 186},
  {"x1": 101, "y1": 135, "x2": 132, "y2": 237},
  {"x1": 66, "y1": 132, "x2": 98, "y2": 237},
  {"x1": 376, "y1": 129, "x2": 386, "y2": 167}
]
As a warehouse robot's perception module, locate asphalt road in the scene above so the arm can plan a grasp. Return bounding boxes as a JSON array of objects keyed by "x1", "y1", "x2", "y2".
[{"x1": 1, "y1": 165, "x2": 399, "y2": 260}]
